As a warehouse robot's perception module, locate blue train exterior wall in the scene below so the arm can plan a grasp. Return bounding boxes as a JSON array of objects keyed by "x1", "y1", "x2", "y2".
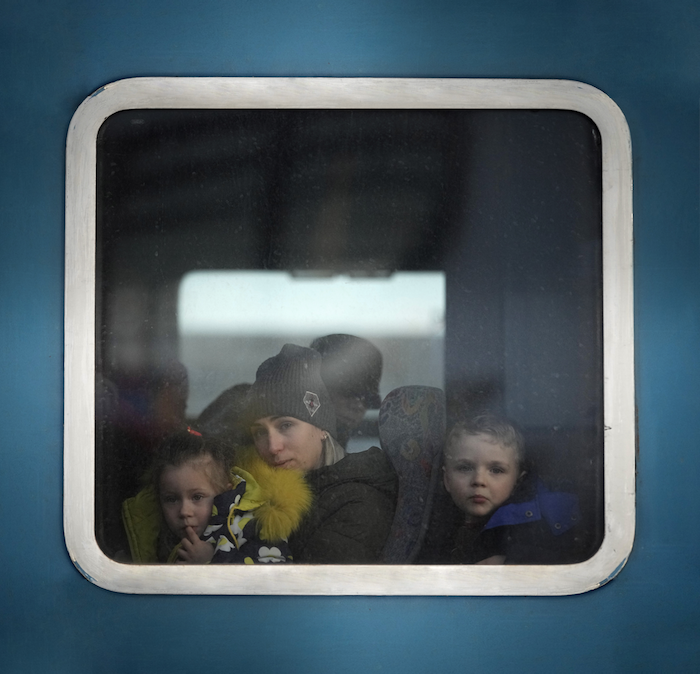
[{"x1": 1, "y1": 1, "x2": 699, "y2": 671}]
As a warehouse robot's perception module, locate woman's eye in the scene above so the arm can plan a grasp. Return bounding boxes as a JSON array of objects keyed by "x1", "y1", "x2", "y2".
[
  {"x1": 490, "y1": 467, "x2": 505, "y2": 474},
  {"x1": 163, "y1": 496, "x2": 177, "y2": 504},
  {"x1": 278, "y1": 421, "x2": 293, "y2": 431},
  {"x1": 252, "y1": 428, "x2": 266, "y2": 439},
  {"x1": 193, "y1": 494, "x2": 203, "y2": 501}
]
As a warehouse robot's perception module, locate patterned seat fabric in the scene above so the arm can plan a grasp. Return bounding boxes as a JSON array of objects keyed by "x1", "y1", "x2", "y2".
[{"x1": 378, "y1": 386, "x2": 446, "y2": 563}]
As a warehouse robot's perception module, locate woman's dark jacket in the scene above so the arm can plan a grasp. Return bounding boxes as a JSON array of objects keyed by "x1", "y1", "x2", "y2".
[{"x1": 289, "y1": 447, "x2": 398, "y2": 563}]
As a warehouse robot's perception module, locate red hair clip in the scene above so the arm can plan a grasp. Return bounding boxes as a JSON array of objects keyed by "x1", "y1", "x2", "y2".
[{"x1": 187, "y1": 426, "x2": 202, "y2": 437}]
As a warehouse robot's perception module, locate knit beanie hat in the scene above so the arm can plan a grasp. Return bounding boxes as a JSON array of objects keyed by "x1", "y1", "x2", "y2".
[{"x1": 245, "y1": 344, "x2": 337, "y2": 437}]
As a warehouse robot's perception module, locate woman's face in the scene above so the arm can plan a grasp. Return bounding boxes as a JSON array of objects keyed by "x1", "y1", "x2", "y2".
[{"x1": 251, "y1": 416, "x2": 325, "y2": 472}]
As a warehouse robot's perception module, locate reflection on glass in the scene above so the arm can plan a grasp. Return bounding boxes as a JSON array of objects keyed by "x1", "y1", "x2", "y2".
[
  {"x1": 95, "y1": 108, "x2": 603, "y2": 565},
  {"x1": 178, "y1": 270, "x2": 445, "y2": 417}
]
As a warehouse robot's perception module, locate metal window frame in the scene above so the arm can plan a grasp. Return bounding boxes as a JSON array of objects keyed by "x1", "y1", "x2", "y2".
[{"x1": 65, "y1": 77, "x2": 634, "y2": 595}]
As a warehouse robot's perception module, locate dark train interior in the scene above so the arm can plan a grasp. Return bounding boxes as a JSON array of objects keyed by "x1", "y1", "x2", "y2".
[{"x1": 95, "y1": 107, "x2": 603, "y2": 562}]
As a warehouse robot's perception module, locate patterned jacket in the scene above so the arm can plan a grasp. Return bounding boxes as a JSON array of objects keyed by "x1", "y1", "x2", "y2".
[{"x1": 121, "y1": 451, "x2": 312, "y2": 563}]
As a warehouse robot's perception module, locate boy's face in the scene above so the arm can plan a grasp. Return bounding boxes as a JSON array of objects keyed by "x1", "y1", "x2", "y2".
[
  {"x1": 443, "y1": 432, "x2": 522, "y2": 523},
  {"x1": 159, "y1": 460, "x2": 220, "y2": 540}
]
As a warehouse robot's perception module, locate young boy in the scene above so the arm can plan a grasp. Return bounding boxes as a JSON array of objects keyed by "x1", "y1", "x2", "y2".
[
  {"x1": 121, "y1": 428, "x2": 312, "y2": 563},
  {"x1": 441, "y1": 414, "x2": 580, "y2": 565}
]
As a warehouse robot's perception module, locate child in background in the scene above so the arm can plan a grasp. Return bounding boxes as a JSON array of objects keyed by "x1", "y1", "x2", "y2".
[
  {"x1": 121, "y1": 428, "x2": 312, "y2": 564},
  {"x1": 441, "y1": 414, "x2": 580, "y2": 565}
]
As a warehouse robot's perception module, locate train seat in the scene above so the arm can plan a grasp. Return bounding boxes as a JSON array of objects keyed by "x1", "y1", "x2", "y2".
[{"x1": 378, "y1": 385, "x2": 446, "y2": 563}]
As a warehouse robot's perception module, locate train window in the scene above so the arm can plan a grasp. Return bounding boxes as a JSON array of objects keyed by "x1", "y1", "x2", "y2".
[{"x1": 64, "y1": 78, "x2": 634, "y2": 595}]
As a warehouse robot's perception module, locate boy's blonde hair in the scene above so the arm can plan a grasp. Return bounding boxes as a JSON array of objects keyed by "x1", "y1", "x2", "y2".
[{"x1": 445, "y1": 413, "x2": 525, "y2": 468}]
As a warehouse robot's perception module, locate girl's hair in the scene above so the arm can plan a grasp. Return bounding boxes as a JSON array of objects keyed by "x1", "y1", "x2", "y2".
[
  {"x1": 150, "y1": 428, "x2": 232, "y2": 497},
  {"x1": 445, "y1": 413, "x2": 525, "y2": 468}
]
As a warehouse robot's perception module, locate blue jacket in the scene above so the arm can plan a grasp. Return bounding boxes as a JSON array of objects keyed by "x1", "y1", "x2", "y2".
[
  {"x1": 451, "y1": 478, "x2": 582, "y2": 564},
  {"x1": 483, "y1": 479, "x2": 579, "y2": 534},
  {"x1": 418, "y1": 476, "x2": 586, "y2": 565}
]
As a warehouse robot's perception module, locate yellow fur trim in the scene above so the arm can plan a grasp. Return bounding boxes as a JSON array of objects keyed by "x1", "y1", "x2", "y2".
[
  {"x1": 233, "y1": 447, "x2": 314, "y2": 542},
  {"x1": 121, "y1": 447, "x2": 313, "y2": 562}
]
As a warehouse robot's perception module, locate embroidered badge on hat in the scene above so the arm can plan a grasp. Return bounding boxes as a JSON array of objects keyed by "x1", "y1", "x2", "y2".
[{"x1": 303, "y1": 391, "x2": 320, "y2": 417}]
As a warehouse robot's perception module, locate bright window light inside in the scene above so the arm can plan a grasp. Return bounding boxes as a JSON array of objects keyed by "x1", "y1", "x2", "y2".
[{"x1": 178, "y1": 271, "x2": 445, "y2": 337}]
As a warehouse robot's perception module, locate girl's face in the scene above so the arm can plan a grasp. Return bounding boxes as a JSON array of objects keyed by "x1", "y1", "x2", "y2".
[
  {"x1": 159, "y1": 459, "x2": 221, "y2": 540},
  {"x1": 251, "y1": 416, "x2": 325, "y2": 472},
  {"x1": 443, "y1": 432, "x2": 523, "y2": 523}
]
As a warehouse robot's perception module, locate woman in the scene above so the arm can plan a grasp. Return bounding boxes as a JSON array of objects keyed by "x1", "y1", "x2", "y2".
[{"x1": 245, "y1": 343, "x2": 398, "y2": 563}]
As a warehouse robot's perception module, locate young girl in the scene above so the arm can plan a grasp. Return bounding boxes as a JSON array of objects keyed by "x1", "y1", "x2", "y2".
[
  {"x1": 121, "y1": 428, "x2": 313, "y2": 563},
  {"x1": 437, "y1": 414, "x2": 581, "y2": 565}
]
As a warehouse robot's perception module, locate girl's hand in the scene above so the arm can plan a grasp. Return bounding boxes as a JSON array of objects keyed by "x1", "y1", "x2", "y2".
[{"x1": 177, "y1": 526, "x2": 215, "y2": 564}]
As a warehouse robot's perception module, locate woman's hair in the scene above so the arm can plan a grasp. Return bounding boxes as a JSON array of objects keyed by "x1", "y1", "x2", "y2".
[
  {"x1": 321, "y1": 433, "x2": 346, "y2": 467},
  {"x1": 445, "y1": 413, "x2": 525, "y2": 468},
  {"x1": 149, "y1": 428, "x2": 232, "y2": 496}
]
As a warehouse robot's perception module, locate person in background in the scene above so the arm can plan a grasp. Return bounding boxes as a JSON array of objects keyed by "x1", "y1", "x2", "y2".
[
  {"x1": 244, "y1": 343, "x2": 397, "y2": 563},
  {"x1": 196, "y1": 382, "x2": 252, "y2": 448},
  {"x1": 96, "y1": 361, "x2": 191, "y2": 557},
  {"x1": 309, "y1": 334, "x2": 383, "y2": 448}
]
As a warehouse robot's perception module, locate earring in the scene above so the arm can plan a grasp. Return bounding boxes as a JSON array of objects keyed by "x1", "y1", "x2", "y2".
[{"x1": 322, "y1": 433, "x2": 328, "y2": 441}]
